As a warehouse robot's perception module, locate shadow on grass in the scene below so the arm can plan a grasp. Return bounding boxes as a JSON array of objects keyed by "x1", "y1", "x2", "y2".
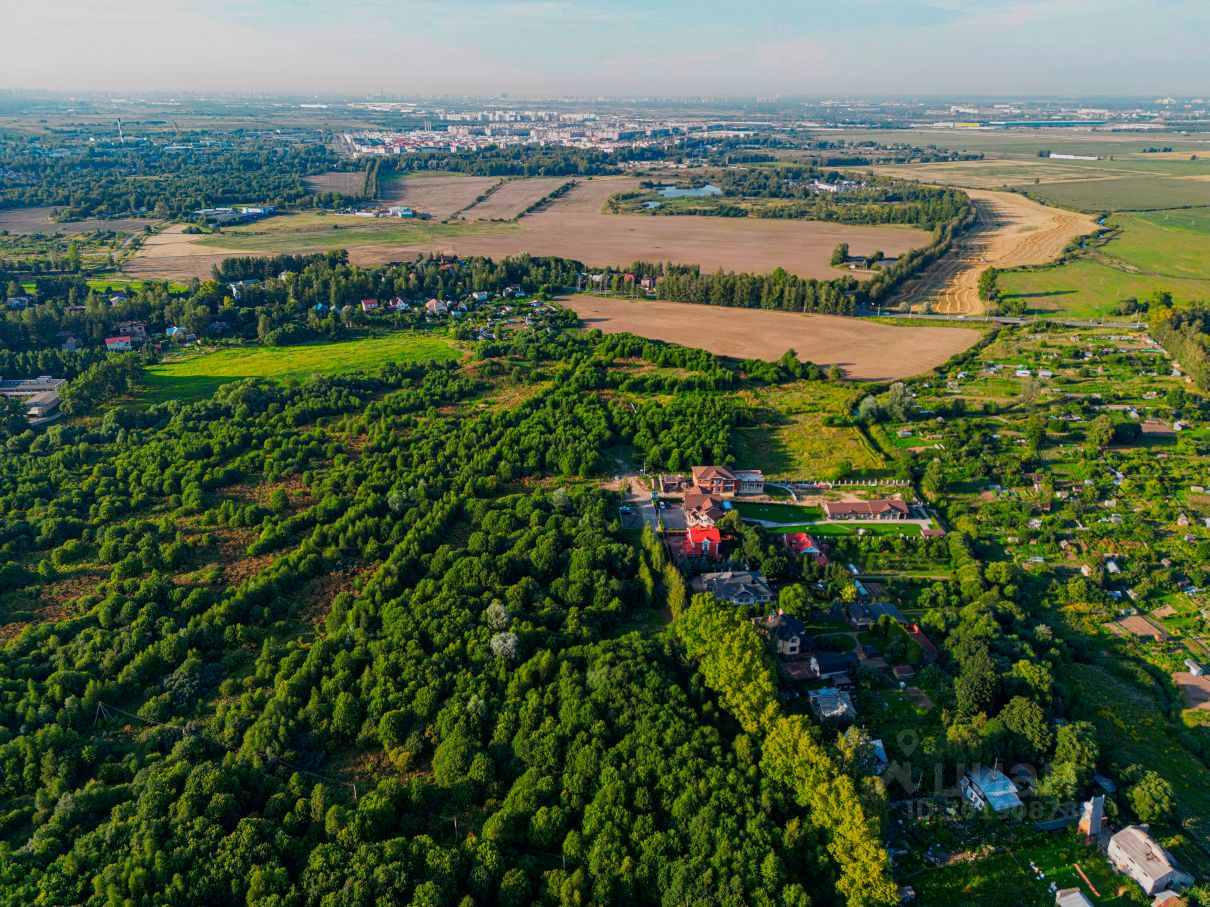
[
  {"x1": 1002, "y1": 290, "x2": 1077, "y2": 299},
  {"x1": 142, "y1": 374, "x2": 242, "y2": 405}
]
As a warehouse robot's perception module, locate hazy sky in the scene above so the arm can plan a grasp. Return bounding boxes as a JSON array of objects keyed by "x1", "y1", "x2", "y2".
[{"x1": 2, "y1": 0, "x2": 1207, "y2": 97}]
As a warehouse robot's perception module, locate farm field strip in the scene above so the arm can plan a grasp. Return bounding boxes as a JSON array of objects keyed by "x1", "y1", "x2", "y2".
[
  {"x1": 0, "y1": 205, "x2": 158, "y2": 234},
  {"x1": 901, "y1": 189, "x2": 1098, "y2": 316},
  {"x1": 377, "y1": 172, "x2": 501, "y2": 219},
  {"x1": 125, "y1": 175, "x2": 935, "y2": 281},
  {"x1": 565, "y1": 295, "x2": 980, "y2": 381},
  {"x1": 459, "y1": 177, "x2": 568, "y2": 220},
  {"x1": 142, "y1": 334, "x2": 460, "y2": 403}
]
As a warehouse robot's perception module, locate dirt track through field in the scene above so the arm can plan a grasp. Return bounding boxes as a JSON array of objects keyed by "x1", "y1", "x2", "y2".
[
  {"x1": 904, "y1": 189, "x2": 1098, "y2": 315},
  {"x1": 568, "y1": 296, "x2": 980, "y2": 381}
]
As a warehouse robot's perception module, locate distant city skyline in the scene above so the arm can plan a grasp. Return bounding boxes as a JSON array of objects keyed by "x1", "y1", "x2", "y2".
[{"x1": 2, "y1": 0, "x2": 1208, "y2": 97}]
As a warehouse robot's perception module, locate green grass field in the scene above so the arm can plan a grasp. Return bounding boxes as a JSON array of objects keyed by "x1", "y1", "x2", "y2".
[
  {"x1": 1103, "y1": 208, "x2": 1210, "y2": 279},
  {"x1": 734, "y1": 383, "x2": 887, "y2": 480},
  {"x1": 903, "y1": 829, "x2": 1137, "y2": 907},
  {"x1": 1026, "y1": 176, "x2": 1209, "y2": 213},
  {"x1": 998, "y1": 259, "x2": 1210, "y2": 317},
  {"x1": 142, "y1": 334, "x2": 460, "y2": 404},
  {"x1": 197, "y1": 212, "x2": 518, "y2": 254}
]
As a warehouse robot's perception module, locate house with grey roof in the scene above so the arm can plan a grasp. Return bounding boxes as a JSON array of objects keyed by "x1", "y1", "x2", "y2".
[
  {"x1": 807, "y1": 687, "x2": 855, "y2": 721},
  {"x1": 1107, "y1": 826, "x2": 1194, "y2": 896},
  {"x1": 960, "y1": 767, "x2": 1023, "y2": 814},
  {"x1": 693, "y1": 571, "x2": 773, "y2": 607},
  {"x1": 1054, "y1": 889, "x2": 1094, "y2": 907}
]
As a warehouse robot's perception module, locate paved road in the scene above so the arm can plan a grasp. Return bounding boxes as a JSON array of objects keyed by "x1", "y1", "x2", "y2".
[{"x1": 619, "y1": 476, "x2": 659, "y2": 533}]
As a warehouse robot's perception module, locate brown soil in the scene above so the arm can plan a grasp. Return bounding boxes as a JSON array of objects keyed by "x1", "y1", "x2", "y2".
[
  {"x1": 0, "y1": 206, "x2": 157, "y2": 234},
  {"x1": 123, "y1": 224, "x2": 221, "y2": 279},
  {"x1": 305, "y1": 171, "x2": 367, "y2": 196},
  {"x1": 358, "y1": 177, "x2": 931, "y2": 279},
  {"x1": 124, "y1": 176, "x2": 933, "y2": 281},
  {"x1": 565, "y1": 295, "x2": 980, "y2": 381},
  {"x1": 902, "y1": 189, "x2": 1099, "y2": 315},
  {"x1": 379, "y1": 173, "x2": 501, "y2": 219},
  {"x1": 1173, "y1": 672, "x2": 1210, "y2": 710},
  {"x1": 461, "y1": 177, "x2": 568, "y2": 220}
]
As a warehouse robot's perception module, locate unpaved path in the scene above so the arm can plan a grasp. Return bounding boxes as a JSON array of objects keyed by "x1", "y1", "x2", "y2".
[{"x1": 904, "y1": 189, "x2": 1099, "y2": 315}]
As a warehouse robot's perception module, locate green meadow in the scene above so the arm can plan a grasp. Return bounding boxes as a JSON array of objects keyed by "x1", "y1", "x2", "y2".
[
  {"x1": 1105, "y1": 208, "x2": 1210, "y2": 278},
  {"x1": 197, "y1": 211, "x2": 518, "y2": 254},
  {"x1": 142, "y1": 334, "x2": 460, "y2": 404},
  {"x1": 999, "y1": 259, "x2": 1210, "y2": 317}
]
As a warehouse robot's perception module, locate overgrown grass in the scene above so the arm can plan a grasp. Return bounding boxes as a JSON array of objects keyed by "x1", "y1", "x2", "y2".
[
  {"x1": 142, "y1": 334, "x2": 460, "y2": 404},
  {"x1": 998, "y1": 259, "x2": 1210, "y2": 318},
  {"x1": 1063, "y1": 660, "x2": 1210, "y2": 873},
  {"x1": 197, "y1": 211, "x2": 518, "y2": 254},
  {"x1": 734, "y1": 382, "x2": 887, "y2": 480}
]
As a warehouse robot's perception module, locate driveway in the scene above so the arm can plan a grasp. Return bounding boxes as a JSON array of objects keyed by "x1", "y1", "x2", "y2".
[{"x1": 619, "y1": 476, "x2": 659, "y2": 533}]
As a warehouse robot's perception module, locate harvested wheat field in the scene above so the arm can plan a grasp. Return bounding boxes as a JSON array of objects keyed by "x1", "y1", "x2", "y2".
[
  {"x1": 902, "y1": 189, "x2": 1098, "y2": 315},
  {"x1": 379, "y1": 173, "x2": 501, "y2": 219},
  {"x1": 125, "y1": 176, "x2": 933, "y2": 280},
  {"x1": 0, "y1": 206, "x2": 157, "y2": 234},
  {"x1": 461, "y1": 177, "x2": 568, "y2": 220},
  {"x1": 567, "y1": 296, "x2": 979, "y2": 381},
  {"x1": 304, "y1": 171, "x2": 367, "y2": 196},
  {"x1": 356, "y1": 177, "x2": 931, "y2": 279},
  {"x1": 123, "y1": 225, "x2": 228, "y2": 279}
]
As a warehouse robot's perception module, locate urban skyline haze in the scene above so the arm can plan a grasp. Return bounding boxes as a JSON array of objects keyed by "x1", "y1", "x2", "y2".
[{"x1": 2, "y1": 0, "x2": 1208, "y2": 98}]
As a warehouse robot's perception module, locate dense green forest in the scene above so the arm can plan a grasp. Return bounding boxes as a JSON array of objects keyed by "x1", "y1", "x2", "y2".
[
  {"x1": 0, "y1": 325, "x2": 900, "y2": 906},
  {"x1": 612, "y1": 168, "x2": 972, "y2": 230},
  {"x1": 2, "y1": 247, "x2": 1209, "y2": 903},
  {"x1": 0, "y1": 136, "x2": 357, "y2": 219}
]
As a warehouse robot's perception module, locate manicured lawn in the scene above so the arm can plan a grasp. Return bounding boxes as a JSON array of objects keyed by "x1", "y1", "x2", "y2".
[
  {"x1": 734, "y1": 502, "x2": 823, "y2": 523},
  {"x1": 142, "y1": 334, "x2": 460, "y2": 403}
]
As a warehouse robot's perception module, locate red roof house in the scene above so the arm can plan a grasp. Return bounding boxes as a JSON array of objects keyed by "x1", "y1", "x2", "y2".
[
  {"x1": 782, "y1": 532, "x2": 828, "y2": 566},
  {"x1": 681, "y1": 525, "x2": 722, "y2": 559},
  {"x1": 905, "y1": 623, "x2": 939, "y2": 663}
]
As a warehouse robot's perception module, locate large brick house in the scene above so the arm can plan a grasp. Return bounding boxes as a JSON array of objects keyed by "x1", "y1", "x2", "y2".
[
  {"x1": 823, "y1": 498, "x2": 911, "y2": 521},
  {"x1": 680, "y1": 525, "x2": 722, "y2": 559},
  {"x1": 683, "y1": 491, "x2": 726, "y2": 527},
  {"x1": 690, "y1": 466, "x2": 764, "y2": 497}
]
